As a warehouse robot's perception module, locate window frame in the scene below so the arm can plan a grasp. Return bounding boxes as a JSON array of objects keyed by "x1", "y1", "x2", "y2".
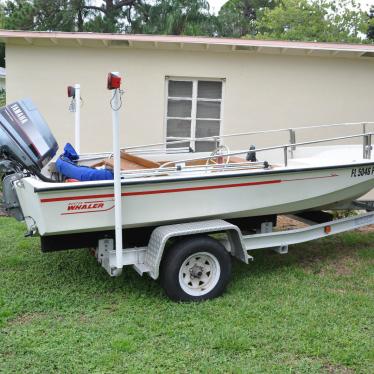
[{"x1": 164, "y1": 76, "x2": 225, "y2": 151}]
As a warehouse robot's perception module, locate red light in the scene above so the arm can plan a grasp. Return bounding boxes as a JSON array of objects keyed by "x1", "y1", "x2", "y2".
[
  {"x1": 107, "y1": 72, "x2": 121, "y2": 90},
  {"x1": 67, "y1": 86, "x2": 75, "y2": 98},
  {"x1": 324, "y1": 226, "x2": 331, "y2": 234}
]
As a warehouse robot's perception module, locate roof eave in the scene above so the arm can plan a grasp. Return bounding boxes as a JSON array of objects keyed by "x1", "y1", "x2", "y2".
[{"x1": 0, "y1": 30, "x2": 373, "y2": 59}]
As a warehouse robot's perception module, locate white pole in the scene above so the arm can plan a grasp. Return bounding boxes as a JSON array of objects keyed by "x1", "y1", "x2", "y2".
[
  {"x1": 74, "y1": 84, "x2": 81, "y2": 153},
  {"x1": 111, "y1": 85, "x2": 123, "y2": 271}
]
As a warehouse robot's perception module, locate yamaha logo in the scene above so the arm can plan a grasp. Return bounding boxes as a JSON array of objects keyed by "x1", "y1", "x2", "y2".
[{"x1": 10, "y1": 103, "x2": 28, "y2": 125}]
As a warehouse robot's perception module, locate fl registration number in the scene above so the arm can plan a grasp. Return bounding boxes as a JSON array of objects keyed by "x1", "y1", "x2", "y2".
[{"x1": 351, "y1": 167, "x2": 374, "y2": 178}]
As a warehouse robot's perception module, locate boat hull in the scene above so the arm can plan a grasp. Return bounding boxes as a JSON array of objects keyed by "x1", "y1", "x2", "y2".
[{"x1": 15, "y1": 163, "x2": 374, "y2": 236}]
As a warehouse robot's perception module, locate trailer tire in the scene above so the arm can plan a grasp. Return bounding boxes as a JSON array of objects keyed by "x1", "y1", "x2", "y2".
[{"x1": 160, "y1": 236, "x2": 231, "y2": 301}]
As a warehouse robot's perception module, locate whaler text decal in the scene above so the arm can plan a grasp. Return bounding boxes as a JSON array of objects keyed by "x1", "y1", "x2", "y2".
[
  {"x1": 68, "y1": 202, "x2": 104, "y2": 210},
  {"x1": 61, "y1": 200, "x2": 114, "y2": 215}
]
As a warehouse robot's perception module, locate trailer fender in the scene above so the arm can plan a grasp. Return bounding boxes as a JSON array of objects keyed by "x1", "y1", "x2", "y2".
[{"x1": 144, "y1": 219, "x2": 251, "y2": 280}]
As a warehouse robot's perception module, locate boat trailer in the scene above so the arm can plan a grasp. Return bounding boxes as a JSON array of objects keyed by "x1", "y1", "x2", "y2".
[{"x1": 95, "y1": 207, "x2": 374, "y2": 300}]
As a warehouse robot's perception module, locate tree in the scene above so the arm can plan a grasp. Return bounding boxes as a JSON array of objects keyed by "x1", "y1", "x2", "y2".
[
  {"x1": 2, "y1": 0, "x2": 214, "y2": 34},
  {"x1": 82, "y1": 0, "x2": 139, "y2": 33},
  {"x1": 255, "y1": 0, "x2": 367, "y2": 43},
  {"x1": 4, "y1": 0, "x2": 36, "y2": 30},
  {"x1": 1, "y1": 0, "x2": 370, "y2": 42},
  {"x1": 368, "y1": 6, "x2": 374, "y2": 41},
  {"x1": 217, "y1": 0, "x2": 278, "y2": 37},
  {"x1": 32, "y1": 0, "x2": 77, "y2": 31},
  {"x1": 3, "y1": 0, "x2": 85, "y2": 31},
  {"x1": 131, "y1": 0, "x2": 214, "y2": 35},
  {"x1": 2, "y1": 0, "x2": 139, "y2": 33}
]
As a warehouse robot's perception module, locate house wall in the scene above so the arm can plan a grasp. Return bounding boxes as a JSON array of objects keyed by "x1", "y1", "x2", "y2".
[{"x1": 6, "y1": 44, "x2": 374, "y2": 153}]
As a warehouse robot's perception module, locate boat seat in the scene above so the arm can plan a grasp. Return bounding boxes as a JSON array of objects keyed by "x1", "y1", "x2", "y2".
[
  {"x1": 156, "y1": 156, "x2": 247, "y2": 167},
  {"x1": 91, "y1": 151, "x2": 160, "y2": 171},
  {"x1": 92, "y1": 154, "x2": 254, "y2": 171}
]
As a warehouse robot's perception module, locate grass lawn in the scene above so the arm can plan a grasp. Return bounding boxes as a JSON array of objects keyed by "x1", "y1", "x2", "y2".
[{"x1": 0, "y1": 217, "x2": 373, "y2": 373}]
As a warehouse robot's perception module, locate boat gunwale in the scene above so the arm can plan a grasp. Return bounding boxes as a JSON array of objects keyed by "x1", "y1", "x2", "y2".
[{"x1": 33, "y1": 160, "x2": 374, "y2": 193}]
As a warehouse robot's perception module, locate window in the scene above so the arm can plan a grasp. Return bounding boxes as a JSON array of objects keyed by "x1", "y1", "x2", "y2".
[{"x1": 165, "y1": 78, "x2": 224, "y2": 152}]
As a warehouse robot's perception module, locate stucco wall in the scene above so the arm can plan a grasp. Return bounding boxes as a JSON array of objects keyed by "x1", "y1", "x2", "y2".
[{"x1": 6, "y1": 44, "x2": 374, "y2": 153}]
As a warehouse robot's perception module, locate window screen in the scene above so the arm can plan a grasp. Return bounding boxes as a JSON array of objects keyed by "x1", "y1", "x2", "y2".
[
  {"x1": 169, "y1": 81, "x2": 193, "y2": 98},
  {"x1": 166, "y1": 79, "x2": 223, "y2": 152},
  {"x1": 167, "y1": 100, "x2": 192, "y2": 118},
  {"x1": 198, "y1": 81, "x2": 222, "y2": 99}
]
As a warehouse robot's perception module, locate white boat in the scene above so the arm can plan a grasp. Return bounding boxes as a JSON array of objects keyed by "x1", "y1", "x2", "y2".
[
  {"x1": 1, "y1": 98, "x2": 374, "y2": 250},
  {"x1": 3, "y1": 87, "x2": 374, "y2": 302}
]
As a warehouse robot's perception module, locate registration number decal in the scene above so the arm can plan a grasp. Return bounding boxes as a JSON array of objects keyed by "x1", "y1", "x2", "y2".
[{"x1": 351, "y1": 167, "x2": 374, "y2": 178}]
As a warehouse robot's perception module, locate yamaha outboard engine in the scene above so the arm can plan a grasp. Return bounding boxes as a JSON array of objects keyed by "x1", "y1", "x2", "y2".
[
  {"x1": 0, "y1": 99, "x2": 58, "y2": 175},
  {"x1": 0, "y1": 99, "x2": 58, "y2": 219}
]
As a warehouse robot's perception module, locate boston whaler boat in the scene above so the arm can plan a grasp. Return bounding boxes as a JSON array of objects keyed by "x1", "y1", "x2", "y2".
[{"x1": 1, "y1": 73, "x2": 374, "y2": 301}]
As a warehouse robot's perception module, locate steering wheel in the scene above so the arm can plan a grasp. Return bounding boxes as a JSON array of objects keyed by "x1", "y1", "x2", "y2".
[{"x1": 206, "y1": 145, "x2": 230, "y2": 166}]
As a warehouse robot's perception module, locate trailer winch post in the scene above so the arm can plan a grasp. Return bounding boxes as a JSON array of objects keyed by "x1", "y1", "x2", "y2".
[
  {"x1": 74, "y1": 84, "x2": 81, "y2": 154},
  {"x1": 109, "y1": 72, "x2": 123, "y2": 272}
]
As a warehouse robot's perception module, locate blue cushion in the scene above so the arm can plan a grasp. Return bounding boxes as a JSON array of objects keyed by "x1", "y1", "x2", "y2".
[{"x1": 56, "y1": 143, "x2": 114, "y2": 181}]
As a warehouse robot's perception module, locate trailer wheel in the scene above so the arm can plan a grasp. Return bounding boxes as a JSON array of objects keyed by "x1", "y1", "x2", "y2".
[{"x1": 160, "y1": 236, "x2": 231, "y2": 301}]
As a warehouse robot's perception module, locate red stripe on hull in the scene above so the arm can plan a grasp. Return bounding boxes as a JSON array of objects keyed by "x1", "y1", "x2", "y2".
[{"x1": 40, "y1": 179, "x2": 282, "y2": 203}]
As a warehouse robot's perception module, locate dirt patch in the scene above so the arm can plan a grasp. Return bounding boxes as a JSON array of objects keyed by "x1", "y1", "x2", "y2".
[
  {"x1": 277, "y1": 214, "x2": 374, "y2": 233},
  {"x1": 78, "y1": 314, "x2": 89, "y2": 323},
  {"x1": 319, "y1": 257, "x2": 356, "y2": 276},
  {"x1": 277, "y1": 215, "x2": 362, "y2": 275},
  {"x1": 277, "y1": 215, "x2": 308, "y2": 230},
  {"x1": 299, "y1": 246, "x2": 360, "y2": 276},
  {"x1": 322, "y1": 363, "x2": 355, "y2": 374},
  {"x1": 9, "y1": 312, "x2": 45, "y2": 325},
  {"x1": 355, "y1": 224, "x2": 374, "y2": 233},
  {"x1": 275, "y1": 214, "x2": 370, "y2": 276}
]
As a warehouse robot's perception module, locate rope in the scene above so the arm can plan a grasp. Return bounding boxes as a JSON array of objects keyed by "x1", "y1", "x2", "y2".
[{"x1": 110, "y1": 89, "x2": 124, "y2": 111}]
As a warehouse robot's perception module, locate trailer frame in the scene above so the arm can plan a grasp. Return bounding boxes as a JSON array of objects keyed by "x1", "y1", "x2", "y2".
[{"x1": 95, "y1": 206, "x2": 374, "y2": 299}]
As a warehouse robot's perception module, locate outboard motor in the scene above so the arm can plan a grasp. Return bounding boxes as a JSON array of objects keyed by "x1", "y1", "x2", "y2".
[
  {"x1": 0, "y1": 99, "x2": 58, "y2": 175},
  {"x1": 0, "y1": 99, "x2": 58, "y2": 219}
]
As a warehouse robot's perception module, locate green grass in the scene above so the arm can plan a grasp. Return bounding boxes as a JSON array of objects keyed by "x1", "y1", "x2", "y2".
[
  {"x1": 0, "y1": 217, "x2": 373, "y2": 373},
  {"x1": 0, "y1": 90, "x2": 5, "y2": 107}
]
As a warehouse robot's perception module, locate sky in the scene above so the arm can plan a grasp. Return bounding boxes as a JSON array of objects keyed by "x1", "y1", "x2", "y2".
[{"x1": 207, "y1": 0, "x2": 374, "y2": 14}]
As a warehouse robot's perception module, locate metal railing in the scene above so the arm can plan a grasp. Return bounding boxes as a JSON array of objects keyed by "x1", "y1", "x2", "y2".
[
  {"x1": 123, "y1": 121, "x2": 374, "y2": 153},
  {"x1": 116, "y1": 131, "x2": 374, "y2": 179},
  {"x1": 158, "y1": 132, "x2": 374, "y2": 170},
  {"x1": 78, "y1": 121, "x2": 374, "y2": 177}
]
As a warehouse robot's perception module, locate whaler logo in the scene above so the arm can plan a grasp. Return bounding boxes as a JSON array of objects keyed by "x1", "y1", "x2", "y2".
[
  {"x1": 62, "y1": 200, "x2": 114, "y2": 215},
  {"x1": 67, "y1": 202, "x2": 104, "y2": 211},
  {"x1": 10, "y1": 104, "x2": 28, "y2": 125}
]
